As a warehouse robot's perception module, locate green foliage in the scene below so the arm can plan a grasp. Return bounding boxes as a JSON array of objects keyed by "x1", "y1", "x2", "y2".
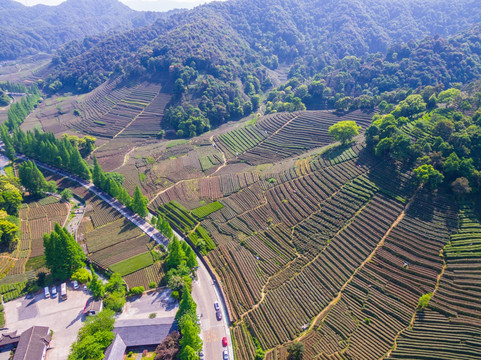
[
  {"x1": 417, "y1": 293, "x2": 433, "y2": 310},
  {"x1": 0, "y1": 218, "x2": 19, "y2": 251},
  {"x1": 18, "y1": 160, "x2": 49, "y2": 197},
  {"x1": 43, "y1": 223, "x2": 85, "y2": 281},
  {"x1": 166, "y1": 237, "x2": 186, "y2": 271},
  {"x1": 132, "y1": 185, "x2": 148, "y2": 218},
  {"x1": 5, "y1": 128, "x2": 92, "y2": 180},
  {"x1": 68, "y1": 310, "x2": 115, "y2": 360},
  {"x1": 87, "y1": 265, "x2": 105, "y2": 299},
  {"x1": 61, "y1": 188, "x2": 73, "y2": 201},
  {"x1": 287, "y1": 342, "x2": 305, "y2": 360},
  {"x1": 328, "y1": 121, "x2": 361, "y2": 145},
  {"x1": 414, "y1": 165, "x2": 444, "y2": 189},
  {"x1": 129, "y1": 286, "x2": 145, "y2": 296},
  {"x1": 0, "y1": 176, "x2": 23, "y2": 216},
  {"x1": 5, "y1": 86, "x2": 41, "y2": 131},
  {"x1": 71, "y1": 268, "x2": 92, "y2": 284},
  {"x1": 102, "y1": 273, "x2": 126, "y2": 313}
]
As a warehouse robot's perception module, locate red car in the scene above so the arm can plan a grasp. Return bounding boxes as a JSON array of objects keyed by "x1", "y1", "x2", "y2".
[{"x1": 222, "y1": 337, "x2": 228, "y2": 347}]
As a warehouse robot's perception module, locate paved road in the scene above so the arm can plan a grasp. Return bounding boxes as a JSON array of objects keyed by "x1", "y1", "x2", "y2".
[{"x1": 11, "y1": 151, "x2": 233, "y2": 360}]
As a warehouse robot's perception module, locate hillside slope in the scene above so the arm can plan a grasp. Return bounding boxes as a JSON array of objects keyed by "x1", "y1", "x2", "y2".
[{"x1": 0, "y1": 0, "x2": 163, "y2": 60}]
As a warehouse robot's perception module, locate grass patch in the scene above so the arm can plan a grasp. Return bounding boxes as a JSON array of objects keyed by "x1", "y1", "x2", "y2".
[
  {"x1": 25, "y1": 256, "x2": 46, "y2": 272},
  {"x1": 192, "y1": 201, "x2": 224, "y2": 219},
  {"x1": 139, "y1": 172, "x2": 146, "y2": 182},
  {"x1": 109, "y1": 251, "x2": 154, "y2": 276},
  {"x1": 166, "y1": 139, "x2": 188, "y2": 149},
  {"x1": 93, "y1": 120, "x2": 106, "y2": 126},
  {"x1": 3, "y1": 164, "x2": 14, "y2": 178}
]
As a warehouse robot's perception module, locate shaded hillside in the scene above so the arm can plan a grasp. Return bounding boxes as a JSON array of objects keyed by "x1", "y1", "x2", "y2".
[
  {"x1": 0, "y1": 0, "x2": 163, "y2": 60},
  {"x1": 44, "y1": 0, "x2": 481, "y2": 138}
]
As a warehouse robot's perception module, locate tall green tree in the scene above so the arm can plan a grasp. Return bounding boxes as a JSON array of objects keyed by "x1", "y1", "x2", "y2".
[
  {"x1": 176, "y1": 288, "x2": 197, "y2": 321},
  {"x1": 166, "y1": 237, "x2": 186, "y2": 271},
  {"x1": 132, "y1": 185, "x2": 148, "y2": 217},
  {"x1": 179, "y1": 318, "x2": 202, "y2": 354},
  {"x1": 43, "y1": 223, "x2": 85, "y2": 281},
  {"x1": 18, "y1": 160, "x2": 49, "y2": 197},
  {"x1": 88, "y1": 264, "x2": 105, "y2": 299}
]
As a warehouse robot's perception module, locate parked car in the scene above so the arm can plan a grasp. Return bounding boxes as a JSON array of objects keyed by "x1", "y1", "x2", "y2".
[
  {"x1": 199, "y1": 350, "x2": 204, "y2": 360},
  {"x1": 44, "y1": 287, "x2": 50, "y2": 299},
  {"x1": 223, "y1": 350, "x2": 229, "y2": 360},
  {"x1": 72, "y1": 280, "x2": 79, "y2": 290},
  {"x1": 197, "y1": 314, "x2": 201, "y2": 325},
  {"x1": 216, "y1": 311, "x2": 222, "y2": 321},
  {"x1": 222, "y1": 337, "x2": 228, "y2": 347},
  {"x1": 51, "y1": 286, "x2": 57, "y2": 298},
  {"x1": 214, "y1": 301, "x2": 220, "y2": 311}
]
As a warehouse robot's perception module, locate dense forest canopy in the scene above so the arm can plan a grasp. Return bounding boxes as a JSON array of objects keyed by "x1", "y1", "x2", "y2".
[
  {"x1": 43, "y1": 0, "x2": 481, "y2": 138},
  {"x1": 0, "y1": 0, "x2": 165, "y2": 60}
]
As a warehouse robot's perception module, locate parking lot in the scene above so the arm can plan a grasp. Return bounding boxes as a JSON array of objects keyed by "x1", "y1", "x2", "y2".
[
  {"x1": 118, "y1": 288, "x2": 178, "y2": 320},
  {"x1": 3, "y1": 284, "x2": 91, "y2": 360}
]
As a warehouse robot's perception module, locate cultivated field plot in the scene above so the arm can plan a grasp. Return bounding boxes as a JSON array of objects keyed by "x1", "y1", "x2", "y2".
[
  {"x1": 215, "y1": 110, "x2": 373, "y2": 165},
  {"x1": 0, "y1": 196, "x2": 69, "y2": 285},
  {"x1": 71, "y1": 80, "x2": 167, "y2": 138}
]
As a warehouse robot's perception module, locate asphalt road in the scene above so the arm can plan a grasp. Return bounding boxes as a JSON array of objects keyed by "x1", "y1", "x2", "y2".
[{"x1": 11, "y1": 150, "x2": 233, "y2": 360}]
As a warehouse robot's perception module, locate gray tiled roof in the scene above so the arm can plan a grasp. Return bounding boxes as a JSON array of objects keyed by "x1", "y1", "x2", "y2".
[
  {"x1": 104, "y1": 333, "x2": 127, "y2": 360},
  {"x1": 113, "y1": 317, "x2": 177, "y2": 347},
  {"x1": 13, "y1": 326, "x2": 50, "y2": 360}
]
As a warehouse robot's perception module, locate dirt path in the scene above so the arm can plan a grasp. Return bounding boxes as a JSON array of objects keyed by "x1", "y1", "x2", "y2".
[
  {"x1": 208, "y1": 135, "x2": 227, "y2": 177},
  {"x1": 113, "y1": 146, "x2": 136, "y2": 171},
  {"x1": 384, "y1": 248, "x2": 448, "y2": 358}
]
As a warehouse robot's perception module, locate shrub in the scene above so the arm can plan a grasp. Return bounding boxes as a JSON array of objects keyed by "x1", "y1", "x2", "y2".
[
  {"x1": 72, "y1": 268, "x2": 92, "y2": 284},
  {"x1": 149, "y1": 281, "x2": 157, "y2": 289},
  {"x1": 129, "y1": 286, "x2": 145, "y2": 296}
]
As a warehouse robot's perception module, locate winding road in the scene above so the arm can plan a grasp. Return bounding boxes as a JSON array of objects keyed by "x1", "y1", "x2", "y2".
[{"x1": 5, "y1": 148, "x2": 234, "y2": 360}]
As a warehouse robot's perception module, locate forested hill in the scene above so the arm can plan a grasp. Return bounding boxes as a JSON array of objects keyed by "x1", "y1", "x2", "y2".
[
  {"x1": 47, "y1": 0, "x2": 481, "y2": 91},
  {"x1": 0, "y1": 0, "x2": 164, "y2": 60}
]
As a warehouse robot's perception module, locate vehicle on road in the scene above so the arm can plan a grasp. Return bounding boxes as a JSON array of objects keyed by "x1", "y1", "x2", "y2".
[
  {"x1": 60, "y1": 282, "x2": 68, "y2": 300},
  {"x1": 214, "y1": 301, "x2": 220, "y2": 311},
  {"x1": 216, "y1": 311, "x2": 222, "y2": 321},
  {"x1": 197, "y1": 314, "x2": 201, "y2": 325},
  {"x1": 223, "y1": 350, "x2": 229, "y2": 360},
  {"x1": 222, "y1": 337, "x2": 228, "y2": 347},
  {"x1": 51, "y1": 286, "x2": 57, "y2": 298},
  {"x1": 72, "y1": 280, "x2": 79, "y2": 289},
  {"x1": 44, "y1": 287, "x2": 50, "y2": 299},
  {"x1": 199, "y1": 350, "x2": 204, "y2": 360}
]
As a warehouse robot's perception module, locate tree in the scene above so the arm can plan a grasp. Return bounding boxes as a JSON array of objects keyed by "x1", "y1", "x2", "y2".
[
  {"x1": 166, "y1": 237, "x2": 186, "y2": 271},
  {"x1": 451, "y1": 177, "x2": 472, "y2": 196},
  {"x1": 72, "y1": 268, "x2": 92, "y2": 283},
  {"x1": 328, "y1": 121, "x2": 361, "y2": 145},
  {"x1": 392, "y1": 94, "x2": 426, "y2": 118},
  {"x1": 154, "y1": 331, "x2": 180, "y2": 360},
  {"x1": 0, "y1": 219, "x2": 18, "y2": 251},
  {"x1": 417, "y1": 293, "x2": 433, "y2": 310},
  {"x1": 176, "y1": 288, "x2": 197, "y2": 321},
  {"x1": 88, "y1": 265, "x2": 105, "y2": 299},
  {"x1": 132, "y1": 185, "x2": 148, "y2": 217},
  {"x1": 69, "y1": 310, "x2": 115, "y2": 360},
  {"x1": 414, "y1": 164, "x2": 444, "y2": 189},
  {"x1": 0, "y1": 178, "x2": 23, "y2": 215},
  {"x1": 179, "y1": 345, "x2": 200, "y2": 360},
  {"x1": 18, "y1": 160, "x2": 48, "y2": 197},
  {"x1": 443, "y1": 152, "x2": 460, "y2": 177},
  {"x1": 391, "y1": 134, "x2": 411, "y2": 160},
  {"x1": 287, "y1": 342, "x2": 305, "y2": 360},
  {"x1": 374, "y1": 137, "x2": 393, "y2": 157},
  {"x1": 61, "y1": 188, "x2": 73, "y2": 201},
  {"x1": 179, "y1": 317, "x2": 202, "y2": 353},
  {"x1": 433, "y1": 119, "x2": 454, "y2": 140},
  {"x1": 43, "y1": 223, "x2": 85, "y2": 281}
]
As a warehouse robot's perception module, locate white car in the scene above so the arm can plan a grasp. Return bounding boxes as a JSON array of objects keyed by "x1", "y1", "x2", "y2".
[
  {"x1": 51, "y1": 286, "x2": 57, "y2": 298},
  {"x1": 214, "y1": 301, "x2": 220, "y2": 311},
  {"x1": 223, "y1": 350, "x2": 229, "y2": 360},
  {"x1": 72, "y1": 280, "x2": 79, "y2": 289}
]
